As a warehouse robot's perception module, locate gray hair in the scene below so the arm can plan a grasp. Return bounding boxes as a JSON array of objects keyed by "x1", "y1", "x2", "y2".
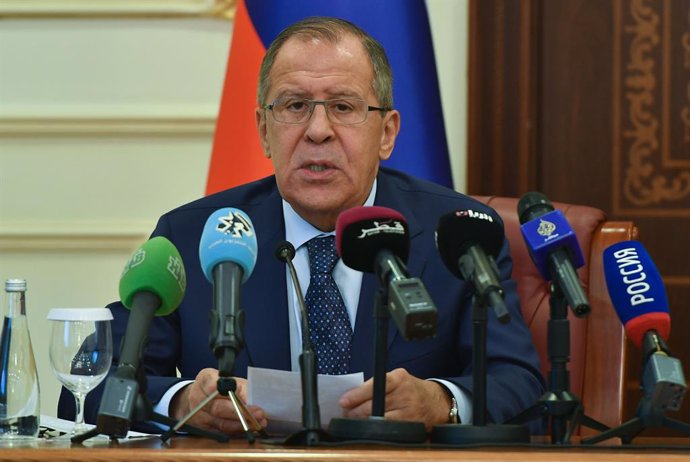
[{"x1": 257, "y1": 16, "x2": 393, "y2": 109}]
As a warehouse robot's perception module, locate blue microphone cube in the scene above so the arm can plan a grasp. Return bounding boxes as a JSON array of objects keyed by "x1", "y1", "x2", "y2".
[{"x1": 520, "y1": 209, "x2": 585, "y2": 281}]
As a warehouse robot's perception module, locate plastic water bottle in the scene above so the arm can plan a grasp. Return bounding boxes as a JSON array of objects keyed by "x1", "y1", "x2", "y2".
[{"x1": 0, "y1": 279, "x2": 40, "y2": 440}]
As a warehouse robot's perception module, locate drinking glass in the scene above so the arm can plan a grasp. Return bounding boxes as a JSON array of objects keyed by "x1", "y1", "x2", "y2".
[{"x1": 47, "y1": 308, "x2": 113, "y2": 436}]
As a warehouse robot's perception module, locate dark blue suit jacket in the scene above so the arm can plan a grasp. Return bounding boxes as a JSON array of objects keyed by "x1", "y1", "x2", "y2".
[{"x1": 59, "y1": 168, "x2": 544, "y2": 431}]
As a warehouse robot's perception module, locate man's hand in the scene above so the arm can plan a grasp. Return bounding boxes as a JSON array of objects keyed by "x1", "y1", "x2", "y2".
[
  {"x1": 170, "y1": 368, "x2": 267, "y2": 434},
  {"x1": 338, "y1": 368, "x2": 452, "y2": 431}
]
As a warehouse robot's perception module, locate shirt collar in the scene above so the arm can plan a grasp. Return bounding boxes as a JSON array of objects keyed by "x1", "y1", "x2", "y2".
[{"x1": 283, "y1": 178, "x2": 378, "y2": 250}]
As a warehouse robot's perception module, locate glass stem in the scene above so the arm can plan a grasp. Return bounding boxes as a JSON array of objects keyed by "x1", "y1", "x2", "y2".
[{"x1": 74, "y1": 391, "x2": 87, "y2": 430}]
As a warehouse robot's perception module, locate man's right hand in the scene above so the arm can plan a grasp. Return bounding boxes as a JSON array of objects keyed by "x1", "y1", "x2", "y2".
[{"x1": 170, "y1": 368, "x2": 268, "y2": 434}]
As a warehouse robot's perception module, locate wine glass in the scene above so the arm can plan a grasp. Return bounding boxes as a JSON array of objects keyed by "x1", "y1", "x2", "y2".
[{"x1": 47, "y1": 308, "x2": 113, "y2": 436}]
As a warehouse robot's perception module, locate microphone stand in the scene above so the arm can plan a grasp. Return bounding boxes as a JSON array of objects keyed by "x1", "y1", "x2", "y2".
[
  {"x1": 282, "y1": 349, "x2": 330, "y2": 445},
  {"x1": 328, "y1": 287, "x2": 427, "y2": 443},
  {"x1": 505, "y1": 283, "x2": 608, "y2": 443},
  {"x1": 281, "y1": 244, "x2": 331, "y2": 446},
  {"x1": 582, "y1": 335, "x2": 690, "y2": 445},
  {"x1": 74, "y1": 343, "x2": 226, "y2": 443},
  {"x1": 430, "y1": 293, "x2": 530, "y2": 444},
  {"x1": 160, "y1": 264, "x2": 265, "y2": 443},
  {"x1": 582, "y1": 392, "x2": 690, "y2": 444}
]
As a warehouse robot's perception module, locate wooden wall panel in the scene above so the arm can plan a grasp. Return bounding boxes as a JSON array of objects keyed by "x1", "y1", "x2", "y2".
[
  {"x1": 468, "y1": 0, "x2": 538, "y2": 196},
  {"x1": 469, "y1": 0, "x2": 690, "y2": 437}
]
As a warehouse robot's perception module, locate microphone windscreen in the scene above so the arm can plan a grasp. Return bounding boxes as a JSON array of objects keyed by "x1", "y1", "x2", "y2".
[
  {"x1": 275, "y1": 240, "x2": 296, "y2": 263},
  {"x1": 118, "y1": 236, "x2": 186, "y2": 316},
  {"x1": 603, "y1": 240, "x2": 671, "y2": 348},
  {"x1": 199, "y1": 208, "x2": 258, "y2": 283},
  {"x1": 335, "y1": 206, "x2": 409, "y2": 273},
  {"x1": 435, "y1": 209, "x2": 504, "y2": 279},
  {"x1": 518, "y1": 191, "x2": 554, "y2": 225}
]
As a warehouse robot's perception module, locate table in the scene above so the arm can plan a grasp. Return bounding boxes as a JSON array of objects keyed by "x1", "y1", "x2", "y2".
[{"x1": 0, "y1": 436, "x2": 689, "y2": 461}]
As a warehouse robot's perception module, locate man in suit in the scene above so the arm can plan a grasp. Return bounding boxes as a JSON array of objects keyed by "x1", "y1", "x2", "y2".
[{"x1": 59, "y1": 16, "x2": 544, "y2": 435}]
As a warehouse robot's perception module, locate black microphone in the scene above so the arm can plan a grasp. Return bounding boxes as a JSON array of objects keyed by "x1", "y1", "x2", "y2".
[
  {"x1": 96, "y1": 237, "x2": 186, "y2": 438},
  {"x1": 431, "y1": 209, "x2": 532, "y2": 445},
  {"x1": 275, "y1": 240, "x2": 324, "y2": 445},
  {"x1": 518, "y1": 192, "x2": 590, "y2": 317},
  {"x1": 436, "y1": 209, "x2": 510, "y2": 323},
  {"x1": 336, "y1": 206, "x2": 437, "y2": 340}
]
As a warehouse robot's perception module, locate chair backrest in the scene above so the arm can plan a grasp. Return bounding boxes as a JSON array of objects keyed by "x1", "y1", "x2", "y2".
[{"x1": 472, "y1": 195, "x2": 638, "y2": 435}]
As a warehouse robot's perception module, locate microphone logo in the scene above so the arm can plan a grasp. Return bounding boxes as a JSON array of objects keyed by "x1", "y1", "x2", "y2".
[
  {"x1": 122, "y1": 248, "x2": 146, "y2": 276},
  {"x1": 610, "y1": 246, "x2": 655, "y2": 307},
  {"x1": 217, "y1": 210, "x2": 254, "y2": 238},
  {"x1": 536, "y1": 219, "x2": 557, "y2": 239},
  {"x1": 167, "y1": 255, "x2": 186, "y2": 291},
  {"x1": 357, "y1": 220, "x2": 405, "y2": 239},
  {"x1": 456, "y1": 209, "x2": 494, "y2": 223}
]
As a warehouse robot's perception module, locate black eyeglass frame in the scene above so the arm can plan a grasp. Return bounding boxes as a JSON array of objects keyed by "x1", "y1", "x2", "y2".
[{"x1": 263, "y1": 97, "x2": 392, "y2": 125}]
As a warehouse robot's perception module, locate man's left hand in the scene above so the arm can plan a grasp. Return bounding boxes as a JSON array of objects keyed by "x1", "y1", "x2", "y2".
[{"x1": 338, "y1": 368, "x2": 452, "y2": 431}]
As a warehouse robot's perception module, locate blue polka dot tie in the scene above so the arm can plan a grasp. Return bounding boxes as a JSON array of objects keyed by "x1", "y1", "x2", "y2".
[{"x1": 305, "y1": 236, "x2": 353, "y2": 375}]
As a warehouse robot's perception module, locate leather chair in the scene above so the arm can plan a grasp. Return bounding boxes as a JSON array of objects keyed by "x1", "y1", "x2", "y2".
[{"x1": 472, "y1": 196, "x2": 638, "y2": 435}]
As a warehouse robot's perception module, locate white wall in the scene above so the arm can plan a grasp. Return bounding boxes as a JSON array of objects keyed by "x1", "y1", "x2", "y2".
[
  {"x1": 428, "y1": 0, "x2": 469, "y2": 193},
  {"x1": 0, "y1": 0, "x2": 468, "y2": 418}
]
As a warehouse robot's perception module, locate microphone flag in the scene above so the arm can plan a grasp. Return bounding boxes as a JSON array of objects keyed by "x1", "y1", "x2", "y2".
[{"x1": 205, "y1": 0, "x2": 452, "y2": 195}]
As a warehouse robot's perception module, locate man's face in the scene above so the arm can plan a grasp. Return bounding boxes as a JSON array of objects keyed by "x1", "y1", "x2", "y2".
[{"x1": 256, "y1": 34, "x2": 400, "y2": 231}]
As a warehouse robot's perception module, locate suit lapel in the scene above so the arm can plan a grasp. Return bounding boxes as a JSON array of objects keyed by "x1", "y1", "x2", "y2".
[{"x1": 241, "y1": 187, "x2": 292, "y2": 371}]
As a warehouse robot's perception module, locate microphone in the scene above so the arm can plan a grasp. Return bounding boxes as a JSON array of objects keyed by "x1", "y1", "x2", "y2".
[
  {"x1": 518, "y1": 192, "x2": 590, "y2": 317},
  {"x1": 199, "y1": 208, "x2": 258, "y2": 376},
  {"x1": 97, "y1": 236, "x2": 186, "y2": 437},
  {"x1": 275, "y1": 241, "x2": 311, "y2": 350},
  {"x1": 431, "y1": 208, "x2": 532, "y2": 444},
  {"x1": 275, "y1": 240, "x2": 323, "y2": 445},
  {"x1": 159, "y1": 208, "x2": 263, "y2": 443},
  {"x1": 436, "y1": 208, "x2": 510, "y2": 323},
  {"x1": 603, "y1": 240, "x2": 684, "y2": 411},
  {"x1": 335, "y1": 206, "x2": 437, "y2": 340},
  {"x1": 603, "y1": 240, "x2": 670, "y2": 348}
]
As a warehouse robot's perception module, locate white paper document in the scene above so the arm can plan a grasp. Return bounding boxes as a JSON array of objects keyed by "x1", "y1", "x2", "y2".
[
  {"x1": 40, "y1": 415, "x2": 153, "y2": 439},
  {"x1": 247, "y1": 366, "x2": 363, "y2": 435}
]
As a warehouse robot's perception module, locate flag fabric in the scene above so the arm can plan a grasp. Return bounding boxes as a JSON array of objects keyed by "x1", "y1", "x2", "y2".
[{"x1": 206, "y1": 0, "x2": 453, "y2": 195}]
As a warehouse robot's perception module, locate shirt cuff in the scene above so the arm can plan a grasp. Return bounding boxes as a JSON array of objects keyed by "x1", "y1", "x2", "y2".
[
  {"x1": 150, "y1": 380, "x2": 194, "y2": 430},
  {"x1": 430, "y1": 378, "x2": 473, "y2": 424}
]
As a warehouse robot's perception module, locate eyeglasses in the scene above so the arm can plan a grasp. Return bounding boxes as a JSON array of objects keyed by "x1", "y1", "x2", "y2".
[{"x1": 263, "y1": 97, "x2": 391, "y2": 125}]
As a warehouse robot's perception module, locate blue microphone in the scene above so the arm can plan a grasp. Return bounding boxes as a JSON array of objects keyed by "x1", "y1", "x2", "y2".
[
  {"x1": 199, "y1": 208, "x2": 258, "y2": 375},
  {"x1": 199, "y1": 208, "x2": 258, "y2": 283},
  {"x1": 603, "y1": 240, "x2": 670, "y2": 349},
  {"x1": 518, "y1": 192, "x2": 589, "y2": 317},
  {"x1": 603, "y1": 241, "x2": 685, "y2": 414}
]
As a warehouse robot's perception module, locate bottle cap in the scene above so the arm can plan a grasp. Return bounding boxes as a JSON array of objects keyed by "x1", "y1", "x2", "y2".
[{"x1": 5, "y1": 278, "x2": 27, "y2": 292}]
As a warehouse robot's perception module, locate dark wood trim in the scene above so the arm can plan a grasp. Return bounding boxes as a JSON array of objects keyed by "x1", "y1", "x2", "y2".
[{"x1": 468, "y1": 0, "x2": 541, "y2": 196}]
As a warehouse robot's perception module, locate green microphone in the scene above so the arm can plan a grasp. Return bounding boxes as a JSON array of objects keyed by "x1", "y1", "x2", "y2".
[
  {"x1": 96, "y1": 236, "x2": 186, "y2": 438},
  {"x1": 119, "y1": 236, "x2": 186, "y2": 316}
]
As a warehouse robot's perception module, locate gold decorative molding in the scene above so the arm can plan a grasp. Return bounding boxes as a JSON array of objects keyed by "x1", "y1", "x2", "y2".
[
  {"x1": 613, "y1": 0, "x2": 690, "y2": 214},
  {"x1": 0, "y1": 115, "x2": 216, "y2": 137},
  {"x1": 663, "y1": 276, "x2": 690, "y2": 286},
  {"x1": 0, "y1": 221, "x2": 149, "y2": 252},
  {"x1": 0, "y1": 235, "x2": 145, "y2": 252},
  {"x1": 0, "y1": 0, "x2": 236, "y2": 20},
  {"x1": 682, "y1": 14, "x2": 690, "y2": 144}
]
